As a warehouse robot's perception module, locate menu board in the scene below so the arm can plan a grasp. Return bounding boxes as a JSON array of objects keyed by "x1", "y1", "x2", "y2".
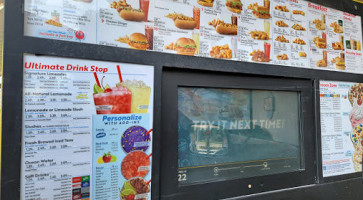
[
  {"x1": 343, "y1": 12, "x2": 363, "y2": 73},
  {"x1": 23, "y1": 0, "x2": 363, "y2": 73},
  {"x1": 320, "y1": 81, "x2": 362, "y2": 177},
  {"x1": 24, "y1": 0, "x2": 97, "y2": 43},
  {"x1": 21, "y1": 54, "x2": 154, "y2": 200}
]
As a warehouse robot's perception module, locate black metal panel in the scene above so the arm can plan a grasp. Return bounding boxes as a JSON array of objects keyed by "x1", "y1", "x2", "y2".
[
  {"x1": 1, "y1": 0, "x2": 363, "y2": 199},
  {"x1": 228, "y1": 177, "x2": 363, "y2": 200},
  {"x1": 1, "y1": 0, "x2": 25, "y2": 199},
  {"x1": 160, "y1": 69, "x2": 317, "y2": 200}
]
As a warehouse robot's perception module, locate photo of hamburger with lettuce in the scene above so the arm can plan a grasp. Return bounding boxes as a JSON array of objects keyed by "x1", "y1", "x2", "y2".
[
  {"x1": 247, "y1": 1, "x2": 271, "y2": 19},
  {"x1": 165, "y1": 37, "x2": 197, "y2": 56},
  {"x1": 115, "y1": 33, "x2": 150, "y2": 50},
  {"x1": 226, "y1": 0, "x2": 242, "y2": 14}
]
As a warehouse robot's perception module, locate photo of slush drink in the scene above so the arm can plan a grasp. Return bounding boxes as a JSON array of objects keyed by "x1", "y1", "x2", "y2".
[
  {"x1": 93, "y1": 83, "x2": 132, "y2": 114},
  {"x1": 118, "y1": 80, "x2": 151, "y2": 113},
  {"x1": 93, "y1": 66, "x2": 151, "y2": 114}
]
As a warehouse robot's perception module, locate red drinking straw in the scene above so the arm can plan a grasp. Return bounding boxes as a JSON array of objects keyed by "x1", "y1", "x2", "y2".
[
  {"x1": 146, "y1": 180, "x2": 151, "y2": 185},
  {"x1": 146, "y1": 153, "x2": 152, "y2": 159},
  {"x1": 93, "y1": 72, "x2": 101, "y2": 87},
  {"x1": 117, "y1": 65, "x2": 123, "y2": 83},
  {"x1": 146, "y1": 129, "x2": 153, "y2": 135}
]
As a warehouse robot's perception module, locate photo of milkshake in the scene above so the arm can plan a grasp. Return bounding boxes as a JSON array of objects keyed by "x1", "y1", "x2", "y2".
[{"x1": 348, "y1": 83, "x2": 363, "y2": 172}]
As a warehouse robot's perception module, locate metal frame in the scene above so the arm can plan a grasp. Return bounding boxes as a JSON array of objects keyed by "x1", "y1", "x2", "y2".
[
  {"x1": 161, "y1": 70, "x2": 316, "y2": 200},
  {"x1": 1, "y1": 0, "x2": 363, "y2": 199}
]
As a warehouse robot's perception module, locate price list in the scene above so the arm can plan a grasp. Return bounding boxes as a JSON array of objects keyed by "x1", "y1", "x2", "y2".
[
  {"x1": 22, "y1": 69, "x2": 93, "y2": 200},
  {"x1": 320, "y1": 81, "x2": 357, "y2": 177}
]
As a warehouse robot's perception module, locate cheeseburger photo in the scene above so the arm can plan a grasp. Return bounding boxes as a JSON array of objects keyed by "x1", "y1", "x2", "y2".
[
  {"x1": 128, "y1": 33, "x2": 149, "y2": 50},
  {"x1": 165, "y1": 38, "x2": 197, "y2": 56},
  {"x1": 197, "y1": 0, "x2": 214, "y2": 7},
  {"x1": 226, "y1": 0, "x2": 242, "y2": 14}
]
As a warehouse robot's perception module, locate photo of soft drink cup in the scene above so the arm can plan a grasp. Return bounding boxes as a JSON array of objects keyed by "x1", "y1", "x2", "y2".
[
  {"x1": 193, "y1": 6, "x2": 200, "y2": 29},
  {"x1": 139, "y1": 0, "x2": 150, "y2": 21},
  {"x1": 145, "y1": 25, "x2": 154, "y2": 50},
  {"x1": 192, "y1": 32, "x2": 200, "y2": 55},
  {"x1": 264, "y1": 20, "x2": 270, "y2": 38},
  {"x1": 264, "y1": 42, "x2": 271, "y2": 60}
]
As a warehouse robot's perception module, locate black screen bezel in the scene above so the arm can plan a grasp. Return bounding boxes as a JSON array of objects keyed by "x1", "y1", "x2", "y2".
[{"x1": 160, "y1": 69, "x2": 316, "y2": 200}]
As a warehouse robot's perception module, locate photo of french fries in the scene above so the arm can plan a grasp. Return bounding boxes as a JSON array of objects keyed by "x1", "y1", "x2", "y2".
[
  {"x1": 275, "y1": 5, "x2": 289, "y2": 12},
  {"x1": 249, "y1": 30, "x2": 269, "y2": 40},
  {"x1": 45, "y1": 19, "x2": 63, "y2": 27},
  {"x1": 317, "y1": 59, "x2": 327, "y2": 67},
  {"x1": 313, "y1": 16, "x2": 326, "y2": 30},
  {"x1": 292, "y1": 10, "x2": 305, "y2": 15},
  {"x1": 313, "y1": 36, "x2": 326, "y2": 49},
  {"x1": 275, "y1": 35, "x2": 289, "y2": 43},
  {"x1": 293, "y1": 38, "x2": 306, "y2": 45},
  {"x1": 332, "y1": 41, "x2": 344, "y2": 50},
  {"x1": 276, "y1": 53, "x2": 288, "y2": 60},
  {"x1": 330, "y1": 22, "x2": 343, "y2": 33},
  {"x1": 210, "y1": 44, "x2": 232, "y2": 59},
  {"x1": 275, "y1": 20, "x2": 288, "y2": 27},
  {"x1": 292, "y1": 23, "x2": 306, "y2": 31}
]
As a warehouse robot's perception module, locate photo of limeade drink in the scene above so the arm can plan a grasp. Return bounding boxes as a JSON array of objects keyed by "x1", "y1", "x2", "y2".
[
  {"x1": 93, "y1": 84, "x2": 132, "y2": 114},
  {"x1": 118, "y1": 80, "x2": 151, "y2": 113}
]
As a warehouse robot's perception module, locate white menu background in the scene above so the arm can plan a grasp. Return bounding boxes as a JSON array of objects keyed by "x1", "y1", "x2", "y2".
[
  {"x1": 21, "y1": 54, "x2": 154, "y2": 200},
  {"x1": 320, "y1": 80, "x2": 360, "y2": 177},
  {"x1": 23, "y1": 0, "x2": 363, "y2": 74}
]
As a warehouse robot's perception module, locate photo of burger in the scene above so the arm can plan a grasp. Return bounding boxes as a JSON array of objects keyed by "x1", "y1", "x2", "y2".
[
  {"x1": 247, "y1": 1, "x2": 270, "y2": 19},
  {"x1": 115, "y1": 33, "x2": 150, "y2": 50},
  {"x1": 197, "y1": 0, "x2": 214, "y2": 7},
  {"x1": 331, "y1": 56, "x2": 345, "y2": 70},
  {"x1": 165, "y1": 38, "x2": 197, "y2": 56},
  {"x1": 226, "y1": 0, "x2": 243, "y2": 14}
]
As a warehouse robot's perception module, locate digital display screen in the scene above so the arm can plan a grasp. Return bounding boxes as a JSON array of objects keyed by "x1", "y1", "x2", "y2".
[{"x1": 178, "y1": 88, "x2": 303, "y2": 185}]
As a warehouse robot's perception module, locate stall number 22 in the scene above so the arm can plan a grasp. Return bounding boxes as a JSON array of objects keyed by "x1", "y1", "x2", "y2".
[{"x1": 178, "y1": 173, "x2": 187, "y2": 182}]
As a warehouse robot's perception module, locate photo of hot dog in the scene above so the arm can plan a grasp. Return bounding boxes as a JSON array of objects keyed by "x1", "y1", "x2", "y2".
[
  {"x1": 209, "y1": 19, "x2": 237, "y2": 35},
  {"x1": 110, "y1": 0, "x2": 147, "y2": 22},
  {"x1": 165, "y1": 38, "x2": 197, "y2": 56},
  {"x1": 120, "y1": 8, "x2": 145, "y2": 21},
  {"x1": 165, "y1": 12, "x2": 197, "y2": 30}
]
